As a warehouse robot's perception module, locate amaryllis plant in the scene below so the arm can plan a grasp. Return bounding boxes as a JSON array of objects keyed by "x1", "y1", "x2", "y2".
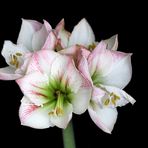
[{"x1": 0, "y1": 18, "x2": 135, "y2": 148}]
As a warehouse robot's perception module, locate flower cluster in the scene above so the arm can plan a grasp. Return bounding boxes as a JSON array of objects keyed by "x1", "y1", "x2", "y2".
[{"x1": 0, "y1": 18, "x2": 135, "y2": 133}]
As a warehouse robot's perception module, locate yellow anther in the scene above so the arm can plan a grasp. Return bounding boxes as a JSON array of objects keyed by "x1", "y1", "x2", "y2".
[
  {"x1": 88, "y1": 43, "x2": 96, "y2": 51},
  {"x1": 10, "y1": 55, "x2": 15, "y2": 65},
  {"x1": 104, "y1": 99, "x2": 110, "y2": 106},
  {"x1": 111, "y1": 97, "x2": 116, "y2": 105},
  {"x1": 13, "y1": 55, "x2": 17, "y2": 59},
  {"x1": 48, "y1": 107, "x2": 63, "y2": 116},
  {"x1": 16, "y1": 52, "x2": 22, "y2": 56},
  {"x1": 55, "y1": 107, "x2": 63, "y2": 116},
  {"x1": 114, "y1": 95, "x2": 120, "y2": 100},
  {"x1": 110, "y1": 92, "x2": 114, "y2": 96},
  {"x1": 48, "y1": 111, "x2": 54, "y2": 116},
  {"x1": 15, "y1": 61, "x2": 19, "y2": 68},
  {"x1": 110, "y1": 93, "x2": 120, "y2": 105},
  {"x1": 48, "y1": 92, "x2": 64, "y2": 116},
  {"x1": 10, "y1": 54, "x2": 19, "y2": 68}
]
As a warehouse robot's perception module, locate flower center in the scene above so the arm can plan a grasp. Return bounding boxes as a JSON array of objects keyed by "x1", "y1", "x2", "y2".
[
  {"x1": 93, "y1": 85, "x2": 121, "y2": 107},
  {"x1": 48, "y1": 89, "x2": 70, "y2": 116},
  {"x1": 102, "y1": 92, "x2": 120, "y2": 106},
  {"x1": 9, "y1": 52, "x2": 22, "y2": 68},
  {"x1": 41, "y1": 79, "x2": 72, "y2": 116},
  {"x1": 91, "y1": 70, "x2": 103, "y2": 87}
]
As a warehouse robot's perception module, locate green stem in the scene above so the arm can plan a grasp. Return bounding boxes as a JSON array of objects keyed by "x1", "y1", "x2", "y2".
[{"x1": 62, "y1": 121, "x2": 76, "y2": 148}]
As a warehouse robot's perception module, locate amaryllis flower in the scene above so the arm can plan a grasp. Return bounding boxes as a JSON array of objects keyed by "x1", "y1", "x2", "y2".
[
  {"x1": 54, "y1": 18, "x2": 95, "y2": 49},
  {"x1": 0, "y1": 19, "x2": 54, "y2": 80},
  {"x1": 16, "y1": 50, "x2": 92, "y2": 129},
  {"x1": 77, "y1": 41, "x2": 136, "y2": 133},
  {"x1": 55, "y1": 18, "x2": 118, "y2": 51}
]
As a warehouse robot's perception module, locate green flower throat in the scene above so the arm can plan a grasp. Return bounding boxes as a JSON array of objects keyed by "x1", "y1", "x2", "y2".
[{"x1": 34, "y1": 78, "x2": 73, "y2": 116}]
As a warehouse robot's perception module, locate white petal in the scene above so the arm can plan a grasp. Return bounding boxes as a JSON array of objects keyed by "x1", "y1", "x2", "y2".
[
  {"x1": 88, "y1": 103, "x2": 118, "y2": 134},
  {"x1": 19, "y1": 96, "x2": 53, "y2": 129},
  {"x1": 17, "y1": 72, "x2": 50, "y2": 106},
  {"x1": 77, "y1": 49, "x2": 92, "y2": 84},
  {"x1": 68, "y1": 18, "x2": 95, "y2": 48},
  {"x1": 26, "y1": 50, "x2": 59, "y2": 75},
  {"x1": 59, "y1": 45, "x2": 88, "y2": 64},
  {"x1": 71, "y1": 85, "x2": 92, "y2": 114},
  {"x1": 59, "y1": 45, "x2": 81, "y2": 56},
  {"x1": 104, "y1": 34, "x2": 118, "y2": 50},
  {"x1": 55, "y1": 19, "x2": 70, "y2": 48},
  {"x1": 32, "y1": 23, "x2": 49, "y2": 51},
  {"x1": 17, "y1": 19, "x2": 42, "y2": 50},
  {"x1": 88, "y1": 42, "x2": 132, "y2": 89},
  {"x1": 43, "y1": 20, "x2": 52, "y2": 32},
  {"x1": 49, "y1": 102, "x2": 73, "y2": 129},
  {"x1": 102, "y1": 53, "x2": 132, "y2": 89},
  {"x1": 41, "y1": 31, "x2": 57, "y2": 51},
  {"x1": 50, "y1": 55, "x2": 82, "y2": 93},
  {"x1": 88, "y1": 41, "x2": 111, "y2": 77},
  {"x1": 58, "y1": 29, "x2": 70, "y2": 48},
  {"x1": 0, "y1": 66, "x2": 22, "y2": 80},
  {"x1": 91, "y1": 86, "x2": 106, "y2": 103},
  {"x1": 2, "y1": 40, "x2": 29, "y2": 68},
  {"x1": 60, "y1": 47, "x2": 91, "y2": 88},
  {"x1": 55, "y1": 19, "x2": 65, "y2": 33}
]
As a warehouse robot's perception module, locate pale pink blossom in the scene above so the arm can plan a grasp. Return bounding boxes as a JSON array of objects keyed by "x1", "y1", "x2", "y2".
[
  {"x1": 55, "y1": 18, "x2": 118, "y2": 51},
  {"x1": 79, "y1": 41, "x2": 135, "y2": 133},
  {"x1": 17, "y1": 50, "x2": 92, "y2": 129},
  {"x1": 0, "y1": 19, "x2": 54, "y2": 80}
]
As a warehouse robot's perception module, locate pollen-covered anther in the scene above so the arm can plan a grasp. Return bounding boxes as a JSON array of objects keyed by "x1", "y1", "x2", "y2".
[
  {"x1": 110, "y1": 92, "x2": 120, "y2": 105},
  {"x1": 16, "y1": 52, "x2": 22, "y2": 56},
  {"x1": 88, "y1": 43, "x2": 96, "y2": 51},
  {"x1": 111, "y1": 97, "x2": 116, "y2": 105},
  {"x1": 10, "y1": 54, "x2": 19, "y2": 68},
  {"x1": 48, "y1": 111, "x2": 54, "y2": 116},
  {"x1": 48, "y1": 90, "x2": 65, "y2": 116},
  {"x1": 48, "y1": 107, "x2": 64, "y2": 116},
  {"x1": 103, "y1": 98, "x2": 110, "y2": 106},
  {"x1": 55, "y1": 107, "x2": 64, "y2": 116}
]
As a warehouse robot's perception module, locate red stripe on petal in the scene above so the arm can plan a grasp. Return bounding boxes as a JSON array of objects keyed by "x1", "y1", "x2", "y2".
[
  {"x1": 31, "y1": 83, "x2": 47, "y2": 91},
  {"x1": 20, "y1": 104, "x2": 39, "y2": 123},
  {"x1": 31, "y1": 91, "x2": 48, "y2": 99}
]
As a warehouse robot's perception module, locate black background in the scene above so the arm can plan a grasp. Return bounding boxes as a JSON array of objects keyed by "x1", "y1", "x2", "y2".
[{"x1": 0, "y1": 1, "x2": 147, "y2": 148}]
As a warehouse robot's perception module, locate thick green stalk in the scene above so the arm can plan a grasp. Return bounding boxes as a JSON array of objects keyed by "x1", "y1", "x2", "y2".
[{"x1": 62, "y1": 121, "x2": 76, "y2": 148}]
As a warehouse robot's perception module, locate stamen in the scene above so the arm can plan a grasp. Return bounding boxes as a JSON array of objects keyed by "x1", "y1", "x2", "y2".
[
  {"x1": 88, "y1": 43, "x2": 96, "y2": 51},
  {"x1": 111, "y1": 97, "x2": 116, "y2": 105},
  {"x1": 114, "y1": 95, "x2": 120, "y2": 100},
  {"x1": 13, "y1": 55, "x2": 17, "y2": 61},
  {"x1": 48, "y1": 111, "x2": 54, "y2": 115},
  {"x1": 104, "y1": 98, "x2": 110, "y2": 106},
  {"x1": 55, "y1": 107, "x2": 63, "y2": 115},
  {"x1": 110, "y1": 92, "x2": 120, "y2": 105},
  {"x1": 15, "y1": 61, "x2": 19, "y2": 68},
  {"x1": 10, "y1": 54, "x2": 19, "y2": 68},
  {"x1": 49, "y1": 91, "x2": 64, "y2": 116},
  {"x1": 110, "y1": 92, "x2": 114, "y2": 96},
  {"x1": 16, "y1": 52, "x2": 22, "y2": 56},
  {"x1": 10, "y1": 54, "x2": 15, "y2": 65}
]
